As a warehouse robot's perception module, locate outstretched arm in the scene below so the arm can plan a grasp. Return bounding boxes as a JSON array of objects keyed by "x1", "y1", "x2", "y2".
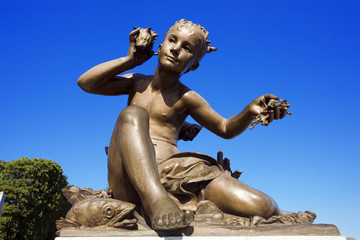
[
  {"x1": 184, "y1": 91, "x2": 284, "y2": 139},
  {"x1": 77, "y1": 28, "x2": 154, "y2": 95}
]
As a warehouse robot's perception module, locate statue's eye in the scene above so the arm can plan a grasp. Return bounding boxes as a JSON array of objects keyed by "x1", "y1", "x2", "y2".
[
  {"x1": 169, "y1": 35, "x2": 176, "y2": 43},
  {"x1": 104, "y1": 206, "x2": 114, "y2": 219},
  {"x1": 184, "y1": 45, "x2": 192, "y2": 53}
]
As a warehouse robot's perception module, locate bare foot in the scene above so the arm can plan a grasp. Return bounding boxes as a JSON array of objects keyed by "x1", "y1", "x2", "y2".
[{"x1": 145, "y1": 194, "x2": 193, "y2": 230}]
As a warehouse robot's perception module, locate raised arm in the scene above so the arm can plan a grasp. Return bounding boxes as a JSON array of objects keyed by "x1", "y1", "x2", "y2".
[
  {"x1": 77, "y1": 28, "x2": 155, "y2": 95},
  {"x1": 184, "y1": 91, "x2": 283, "y2": 139}
]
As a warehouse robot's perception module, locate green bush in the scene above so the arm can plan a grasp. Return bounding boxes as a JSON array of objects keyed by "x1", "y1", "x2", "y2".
[{"x1": 0, "y1": 158, "x2": 70, "y2": 240}]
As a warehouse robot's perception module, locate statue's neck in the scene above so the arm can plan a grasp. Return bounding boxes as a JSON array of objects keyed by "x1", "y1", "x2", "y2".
[{"x1": 152, "y1": 65, "x2": 181, "y2": 91}]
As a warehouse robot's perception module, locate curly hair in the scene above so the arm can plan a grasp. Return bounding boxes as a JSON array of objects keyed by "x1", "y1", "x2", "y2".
[{"x1": 167, "y1": 19, "x2": 217, "y2": 63}]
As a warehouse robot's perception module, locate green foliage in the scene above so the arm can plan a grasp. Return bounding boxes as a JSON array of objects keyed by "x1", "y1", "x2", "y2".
[{"x1": 0, "y1": 158, "x2": 70, "y2": 240}]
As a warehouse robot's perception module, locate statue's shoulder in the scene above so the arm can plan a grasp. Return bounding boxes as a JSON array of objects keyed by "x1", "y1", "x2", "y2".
[
  {"x1": 120, "y1": 73, "x2": 150, "y2": 80},
  {"x1": 182, "y1": 88, "x2": 201, "y2": 100},
  {"x1": 181, "y1": 89, "x2": 209, "y2": 109},
  {"x1": 130, "y1": 74, "x2": 153, "y2": 92}
]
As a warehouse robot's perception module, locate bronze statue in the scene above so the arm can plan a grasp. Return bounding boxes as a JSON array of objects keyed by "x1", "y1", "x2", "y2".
[{"x1": 77, "y1": 19, "x2": 290, "y2": 231}]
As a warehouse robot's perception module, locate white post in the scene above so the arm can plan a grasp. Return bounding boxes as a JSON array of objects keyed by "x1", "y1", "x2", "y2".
[{"x1": 0, "y1": 192, "x2": 4, "y2": 217}]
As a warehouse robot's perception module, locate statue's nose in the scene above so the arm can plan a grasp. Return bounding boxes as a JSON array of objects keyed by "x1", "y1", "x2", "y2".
[{"x1": 170, "y1": 44, "x2": 180, "y2": 57}]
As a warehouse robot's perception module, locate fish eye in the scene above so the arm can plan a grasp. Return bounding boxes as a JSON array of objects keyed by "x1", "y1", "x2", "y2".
[{"x1": 104, "y1": 206, "x2": 114, "y2": 219}]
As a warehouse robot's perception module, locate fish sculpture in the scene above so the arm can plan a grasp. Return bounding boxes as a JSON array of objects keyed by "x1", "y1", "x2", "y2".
[{"x1": 56, "y1": 198, "x2": 137, "y2": 230}]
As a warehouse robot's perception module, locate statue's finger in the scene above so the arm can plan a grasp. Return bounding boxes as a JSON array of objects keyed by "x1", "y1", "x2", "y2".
[
  {"x1": 263, "y1": 94, "x2": 279, "y2": 101},
  {"x1": 129, "y1": 28, "x2": 140, "y2": 42},
  {"x1": 274, "y1": 106, "x2": 281, "y2": 119},
  {"x1": 147, "y1": 50, "x2": 155, "y2": 59},
  {"x1": 260, "y1": 98, "x2": 267, "y2": 108},
  {"x1": 262, "y1": 118, "x2": 269, "y2": 126},
  {"x1": 279, "y1": 109, "x2": 287, "y2": 119},
  {"x1": 268, "y1": 111, "x2": 274, "y2": 123}
]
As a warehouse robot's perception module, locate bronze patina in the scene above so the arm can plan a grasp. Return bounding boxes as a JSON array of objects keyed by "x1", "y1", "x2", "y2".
[{"x1": 76, "y1": 19, "x2": 291, "y2": 231}]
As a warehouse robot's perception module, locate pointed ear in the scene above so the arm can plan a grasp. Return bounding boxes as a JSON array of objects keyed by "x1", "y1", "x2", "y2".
[{"x1": 133, "y1": 27, "x2": 137, "y2": 30}]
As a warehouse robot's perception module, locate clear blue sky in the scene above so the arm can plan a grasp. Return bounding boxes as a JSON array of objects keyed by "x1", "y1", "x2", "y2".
[{"x1": 1, "y1": 0, "x2": 359, "y2": 238}]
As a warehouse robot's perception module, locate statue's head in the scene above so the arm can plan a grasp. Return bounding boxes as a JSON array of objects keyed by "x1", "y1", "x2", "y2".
[
  {"x1": 158, "y1": 19, "x2": 217, "y2": 74},
  {"x1": 167, "y1": 19, "x2": 217, "y2": 64}
]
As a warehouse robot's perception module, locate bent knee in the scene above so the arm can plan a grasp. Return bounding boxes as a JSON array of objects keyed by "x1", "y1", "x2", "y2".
[{"x1": 119, "y1": 105, "x2": 149, "y2": 125}]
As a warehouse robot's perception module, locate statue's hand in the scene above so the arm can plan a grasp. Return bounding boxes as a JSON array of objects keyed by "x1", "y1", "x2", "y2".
[
  {"x1": 127, "y1": 28, "x2": 155, "y2": 66},
  {"x1": 248, "y1": 94, "x2": 278, "y2": 117},
  {"x1": 248, "y1": 94, "x2": 291, "y2": 129}
]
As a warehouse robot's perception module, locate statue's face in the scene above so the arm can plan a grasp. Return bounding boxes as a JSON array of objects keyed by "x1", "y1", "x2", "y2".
[{"x1": 158, "y1": 25, "x2": 200, "y2": 74}]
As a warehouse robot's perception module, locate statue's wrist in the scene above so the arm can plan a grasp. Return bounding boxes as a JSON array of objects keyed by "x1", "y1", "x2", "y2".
[
  {"x1": 122, "y1": 56, "x2": 138, "y2": 68},
  {"x1": 246, "y1": 104, "x2": 257, "y2": 117}
]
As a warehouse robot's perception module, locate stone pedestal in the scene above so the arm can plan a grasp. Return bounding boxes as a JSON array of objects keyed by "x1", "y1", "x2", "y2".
[
  {"x1": 56, "y1": 236, "x2": 346, "y2": 240},
  {"x1": 56, "y1": 224, "x2": 346, "y2": 240},
  {"x1": 57, "y1": 237, "x2": 345, "y2": 240}
]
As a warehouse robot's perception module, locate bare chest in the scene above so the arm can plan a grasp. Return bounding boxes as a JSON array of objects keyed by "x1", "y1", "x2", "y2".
[{"x1": 129, "y1": 87, "x2": 187, "y2": 125}]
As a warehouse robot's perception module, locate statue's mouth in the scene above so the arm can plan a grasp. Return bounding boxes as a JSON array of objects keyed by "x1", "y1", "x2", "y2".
[{"x1": 166, "y1": 54, "x2": 178, "y2": 62}]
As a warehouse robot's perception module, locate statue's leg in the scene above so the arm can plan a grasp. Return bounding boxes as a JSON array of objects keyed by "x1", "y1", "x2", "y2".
[
  {"x1": 202, "y1": 173, "x2": 280, "y2": 218},
  {"x1": 108, "y1": 108, "x2": 141, "y2": 204},
  {"x1": 107, "y1": 105, "x2": 193, "y2": 230}
]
